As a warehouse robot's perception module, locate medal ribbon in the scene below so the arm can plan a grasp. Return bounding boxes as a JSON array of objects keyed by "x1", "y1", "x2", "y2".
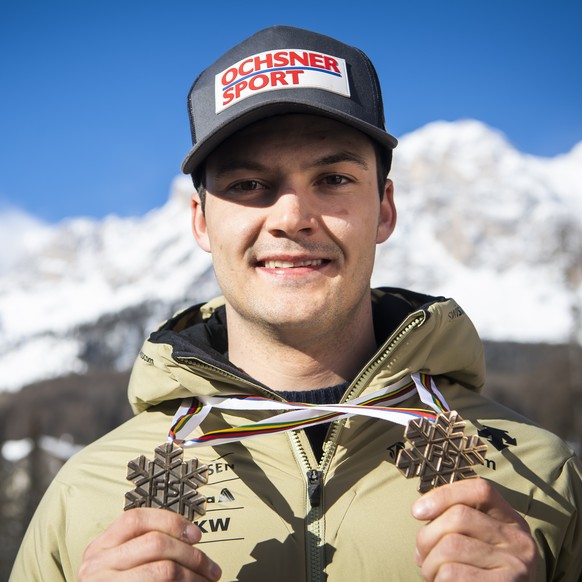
[{"x1": 169, "y1": 373, "x2": 449, "y2": 448}]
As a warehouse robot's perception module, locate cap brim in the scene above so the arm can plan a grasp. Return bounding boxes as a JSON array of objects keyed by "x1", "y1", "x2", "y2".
[{"x1": 181, "y1": 99, "x2": 398, "y2": 175}]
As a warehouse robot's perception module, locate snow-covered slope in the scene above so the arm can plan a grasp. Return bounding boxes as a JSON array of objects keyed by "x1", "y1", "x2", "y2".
[
  {"x1": 1, "y1": 120, "x2": 580, "y2": 392},
  {"x1": 373, "y1": 120, "x2": 582, "y2": 345},
  {"x1": 0, "y1": 177, "x2": 218, "y2": 391}
]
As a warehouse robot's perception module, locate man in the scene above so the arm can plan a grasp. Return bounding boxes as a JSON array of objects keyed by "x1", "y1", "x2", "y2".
[{"x1": 11, "y1": 26, "x2": 581, "y2": 581}]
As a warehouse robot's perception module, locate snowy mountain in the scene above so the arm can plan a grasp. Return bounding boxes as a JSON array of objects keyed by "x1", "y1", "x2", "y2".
[
  {"x1": 374, "y1": 120, "x2": 582, "y2": 345},
  {"x1": 1, "y1": 119, "x2": 581, "y2": 393}
]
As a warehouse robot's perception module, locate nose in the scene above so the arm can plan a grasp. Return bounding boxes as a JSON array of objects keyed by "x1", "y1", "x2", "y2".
[{"x1": 264, "y1": 189, "x2": 318, "y2": 238}]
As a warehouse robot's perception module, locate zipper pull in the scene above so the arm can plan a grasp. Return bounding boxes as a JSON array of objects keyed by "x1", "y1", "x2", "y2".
[{"x1": 307, "y1": 469, "x2": 322, "y2": 508}]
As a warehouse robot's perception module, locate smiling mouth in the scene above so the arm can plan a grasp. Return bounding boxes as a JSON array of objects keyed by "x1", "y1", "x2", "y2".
[{"x1": 260, "y1": 259, "x2": 328, "y2": 269}]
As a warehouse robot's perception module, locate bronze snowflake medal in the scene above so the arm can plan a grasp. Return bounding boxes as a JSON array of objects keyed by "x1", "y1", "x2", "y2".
[
  {"x1": 124, "y1": 442, "x2": 208, "y2": 520},
  {"x1": 396, "y1": 410, "x2": 487, "y2": 493}
]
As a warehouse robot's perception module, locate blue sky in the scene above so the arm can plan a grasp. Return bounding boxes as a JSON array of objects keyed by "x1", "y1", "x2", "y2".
[{"x1": 1, "y1": 0, "x2": 581, "y2": 223}]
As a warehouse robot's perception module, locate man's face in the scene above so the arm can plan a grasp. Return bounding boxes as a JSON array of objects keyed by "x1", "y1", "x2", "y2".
[{"x1": 192, "y1": 114, "x2": 396, "y2": 341}]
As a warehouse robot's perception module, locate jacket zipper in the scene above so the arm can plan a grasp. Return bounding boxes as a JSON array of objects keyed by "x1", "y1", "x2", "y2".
[
  {"x1": 307, "y1": 469, "x2": 322, "y2": 507},
  {"x1": 342, "y1": 310, "x2": 427, "y2": 403},
  {"x1": 174, "y1": 355, "x2": 279, "y2": 398},
  {"x1": 289, "y1": 430, "x2": 325, "y2": 582},
  {"x1": 178, "y1": 309, "x2": 428, "y2": 581},
  {"x1": 176, "y1": 355, "x2": 331, "y2": 578},
  {"x1": 175, "y1": 309, "x2": 427, "y2": 405},
  {"x1": 289, "y1": 310, "x2": 427, "y2": 582}
]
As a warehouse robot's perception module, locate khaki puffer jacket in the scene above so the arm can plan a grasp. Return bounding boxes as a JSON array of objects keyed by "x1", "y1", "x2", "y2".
[{"x1": 11, "y1": 289, "x2": 582, "y2": 581}]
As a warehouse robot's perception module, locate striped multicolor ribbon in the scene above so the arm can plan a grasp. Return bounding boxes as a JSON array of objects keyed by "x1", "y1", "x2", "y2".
[{"x1": 169, "y1": 373, "x2": 449, "y2": 448}]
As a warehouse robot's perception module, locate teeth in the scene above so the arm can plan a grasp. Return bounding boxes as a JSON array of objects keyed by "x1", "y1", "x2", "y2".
[{"x1": 263, "y1": 259, "x2": 324, "y2": 269}]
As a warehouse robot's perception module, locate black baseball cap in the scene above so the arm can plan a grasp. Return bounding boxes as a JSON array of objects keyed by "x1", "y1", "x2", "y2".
[{"x1": 181, "y1": 25, "x2": 398, "y2": 176}]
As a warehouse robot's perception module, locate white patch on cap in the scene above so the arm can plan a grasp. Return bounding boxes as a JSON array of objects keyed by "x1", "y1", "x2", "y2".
[{"x1": 215, "y1": 49, "x2": 350, "y2": 113}]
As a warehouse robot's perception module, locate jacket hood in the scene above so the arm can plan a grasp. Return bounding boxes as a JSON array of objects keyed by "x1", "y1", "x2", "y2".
[{"x1": 127, "y1": 288, "x2": 485, "y2": 414}]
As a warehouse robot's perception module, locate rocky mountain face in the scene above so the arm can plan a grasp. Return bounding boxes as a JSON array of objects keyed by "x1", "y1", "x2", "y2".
[{"x1": 374, "y1": 120, "x2": 582, "y2": 344}]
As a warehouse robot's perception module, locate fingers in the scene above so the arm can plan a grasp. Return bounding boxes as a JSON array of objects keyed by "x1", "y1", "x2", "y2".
[
  {"x1": 420, "y1": 557, "x2": 528, "y2": 582},
  {"x1": 412, "y1": 478, "x2": 527, "y2": 527},
  {"x1": 88, "y1": 507, "x2": 201, "y2": 550},
  {"x1": 416, "y1": 502, "x2": 523, "y2": 551},
  {"x1": 80, "y1": 509, "x2": 222, "y2": 582},
  {"x1": 103, "y1": 529, "x2": 219, "y2": 574},
  {"x1": 419, "y1": 533, "x2": 532, "y2": 581},
  {"x1": 416, "y1": 506, "x2": 536, "y2": 580},
  {"x1": 412, "y1": 480, "x2": 538, "y2": 581},
  {"x1": 98, "y1": 560, "x2": 219, "y2": 582}
]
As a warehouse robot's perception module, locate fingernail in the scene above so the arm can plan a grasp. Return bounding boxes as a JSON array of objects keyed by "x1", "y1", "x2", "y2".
[
  {"x1": 415, "y1": 547, "x2": 422, "y2": 566},
  {"x1": 209, "y1": 560, "x2": 222, "y2": 581},
  {"x1": 184, "y1": 523, "x2": 201, "y2": 543},
  {"x1": 412, "y1": 496, "x2": 432, "y2": 519}
]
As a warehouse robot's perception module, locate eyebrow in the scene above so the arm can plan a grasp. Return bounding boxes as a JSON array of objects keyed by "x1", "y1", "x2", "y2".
[
  {"x1": 310, "y1": 151, "x2": 370, "y2": 170},
  {"x1": 210, "y1": 159, "x2": 268, "y2": 178},
  {"x1": 210, "y1": 150, "x2": 370, "y2": 178}
]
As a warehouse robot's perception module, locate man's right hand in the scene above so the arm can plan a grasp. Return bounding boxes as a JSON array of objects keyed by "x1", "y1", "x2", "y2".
[{"x1": 78, "y1": 508, "x2": 222, "y2": 581}]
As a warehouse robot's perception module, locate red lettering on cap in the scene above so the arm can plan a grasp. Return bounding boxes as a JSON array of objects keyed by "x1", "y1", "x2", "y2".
[
  {"x1": 239, "y1": 58, "x2": 255, "y2": 76},
  {"x1": 287, "y1": 70, "x2": 304, "y2": 84},
  {"x1": 287, "y1": 51, "x2": 309, "y2": 67},
  {"x1": 222, "y1": 86, "x2": 235, "y2": 106},
  {"x1": 216, "y1": 49, "x2": 349, "y2": 112},
  {"x1": 269, "y1": 71, "x2": 287, "y2": 86},
  {"x1": 309, "y1": 53, "x2": 324, "y2": 68},
  {"x1": 221, "y1": 68, "x2": 238, "y2": 86},
  {"x1": 222, "y1": 50, "x2": 342, "y2": 89},
  {"x1": 273, "y1": 51, "x2": 290, "y2": 68},
  {"x1": 234, "y1": 79, "x2": 248, "y2": 99},
  {"x1": 253, "y1": 52, "x2": 274, "y2": 72},
  {"x1": 323, "y1": 56, "x2": 340, "y2": 73},
  {"x1": 249, "y1": 74, "x2": 269, "y2": 91}
]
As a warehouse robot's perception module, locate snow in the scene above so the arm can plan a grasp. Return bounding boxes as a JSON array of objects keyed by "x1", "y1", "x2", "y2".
[
  {"x1": 0, "y1": 206, "x2": 51, "y2": 274},
  {"x1": 1, "y1": 435, "x2": 83, "y2": 462},
  {"x1": 2, "y1": 439, "x2": 33, "y2": 462},
  {"x1": 373, "y1": 120, "x2": 582, "y2": 344},
  {"x1": 0, "y1": 121, "x2": 581, "y2": 394},
  {"x1": 0, "y1": 175, "x2": 213, "y2": 341},
  {"x1": 0, "y1": 334, "x2": 86, "y2": 392}
]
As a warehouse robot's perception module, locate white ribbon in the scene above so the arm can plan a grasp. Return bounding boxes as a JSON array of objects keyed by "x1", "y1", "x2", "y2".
[{"x1": 170, "y1": 373, "x2": 449, "y2": 448}]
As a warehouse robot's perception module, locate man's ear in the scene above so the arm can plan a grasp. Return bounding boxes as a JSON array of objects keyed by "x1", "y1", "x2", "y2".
[
  {"x1": 191, "y1": 192, "x2": 211, "y2": 252},
  {"x1": 376, "y1": 179, "x2": 397, "y2": 244}
]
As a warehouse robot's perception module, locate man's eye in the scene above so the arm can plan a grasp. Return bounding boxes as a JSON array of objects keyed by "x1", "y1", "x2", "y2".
[
  {"x1": 323, "y1": 175, "x2": 349, "y2": 186},
  {"x1": 232, "y1": 180, "x2": 262, "y2": 191}
]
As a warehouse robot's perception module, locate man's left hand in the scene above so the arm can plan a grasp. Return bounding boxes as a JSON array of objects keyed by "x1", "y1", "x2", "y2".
[{"x1": 412, "y1": 478, "x2": 538, "y2": 581}]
